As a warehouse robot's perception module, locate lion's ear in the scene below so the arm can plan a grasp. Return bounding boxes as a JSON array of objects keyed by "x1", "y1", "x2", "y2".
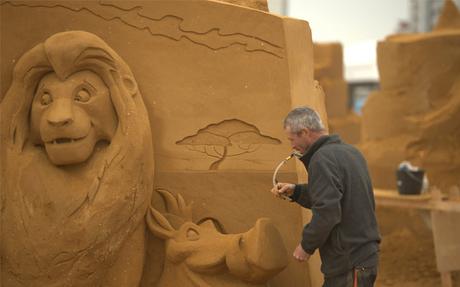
[{"x1": 122, "y1": 75, "x2": 138, "y2": 97}]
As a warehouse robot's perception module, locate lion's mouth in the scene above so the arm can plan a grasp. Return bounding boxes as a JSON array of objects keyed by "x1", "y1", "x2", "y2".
[
  {"x1": 47, "y1": 136, "x2": 86, "y2": 145},
  {"x1": 42, "y1": 128, "x2": 98, "y2": 166}
]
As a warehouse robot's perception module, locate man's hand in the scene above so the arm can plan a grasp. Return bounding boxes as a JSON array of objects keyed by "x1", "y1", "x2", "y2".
[
  {"x1": 293, "y1": 244, "x2": 310, "y2": 262},
  {"x1": 270, "y1": 182, "x2": 295, "y2": 198}
]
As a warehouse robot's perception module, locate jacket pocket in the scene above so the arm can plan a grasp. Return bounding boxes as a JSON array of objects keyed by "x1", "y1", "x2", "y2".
[{"x1": 332, "y1": 227, "x2": 346, "y2": 254}]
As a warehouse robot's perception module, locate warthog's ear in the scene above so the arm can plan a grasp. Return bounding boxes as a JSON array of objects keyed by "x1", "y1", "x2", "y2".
[
  {"x1": 146, "y1": 206, "x2": 175, "y2": 239},
  {"x1": 156, "y1": 188, "x2": 192, "y2": 221}
]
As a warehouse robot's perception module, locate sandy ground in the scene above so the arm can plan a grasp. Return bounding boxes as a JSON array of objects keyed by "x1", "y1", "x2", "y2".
[{"x1": 375, "y1": 207, "x2": 460, "y2": 287}]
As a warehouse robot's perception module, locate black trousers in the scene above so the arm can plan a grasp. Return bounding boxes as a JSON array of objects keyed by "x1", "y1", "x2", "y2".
[{"x1": 323, "y1": 266, "x2": 378, "y2": 287}]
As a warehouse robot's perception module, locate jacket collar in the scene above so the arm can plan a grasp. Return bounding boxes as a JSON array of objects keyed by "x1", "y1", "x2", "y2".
[{"x1": 299, "y1": 134, "x2": 342, "y2": 169}]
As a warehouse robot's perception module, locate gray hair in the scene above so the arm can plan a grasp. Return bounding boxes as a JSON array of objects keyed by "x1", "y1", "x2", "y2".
[{"x1": 283, "y1": 106, "x2": 325, "y2": 133}]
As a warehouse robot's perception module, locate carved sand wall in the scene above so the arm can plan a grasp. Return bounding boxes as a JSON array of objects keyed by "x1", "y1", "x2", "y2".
[
  {"x1": 314, "y1": 43, "x2": 361, "y2": 144},
  {"x1": 360, "y1": 0, "x2": 460, "y2": 189},
  {"x1": 1, "y1": 1, "x2": 326, "y2": 286}
]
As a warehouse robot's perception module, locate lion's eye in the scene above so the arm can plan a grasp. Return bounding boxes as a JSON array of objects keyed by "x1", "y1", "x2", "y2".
[
  {"x1": 40, "y1": 93, "x2": 52, "y2": 106},
  {"x1": 74, "y1": 89, "x2": 91, "y2": 103}
]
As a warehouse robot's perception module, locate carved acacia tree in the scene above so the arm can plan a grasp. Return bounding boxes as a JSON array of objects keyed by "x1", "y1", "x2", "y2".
[{"x1": 176, "y1": 119, "x2": 281, "y2": 170}]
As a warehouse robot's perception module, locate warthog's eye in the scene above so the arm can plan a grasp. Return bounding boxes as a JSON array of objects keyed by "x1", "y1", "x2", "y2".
[{"x1": 186, "y1": 228, "x2": 200, "y2": 241}]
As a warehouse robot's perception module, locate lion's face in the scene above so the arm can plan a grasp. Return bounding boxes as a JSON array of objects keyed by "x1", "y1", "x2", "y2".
[{"x1": 29, "y1": 70, "x2": 118, "y2": 165}]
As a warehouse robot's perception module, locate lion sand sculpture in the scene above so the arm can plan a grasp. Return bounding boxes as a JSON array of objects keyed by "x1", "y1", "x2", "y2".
[
  {"x1": 0, "y1": 31, "x2": 154, "y2": 286},
  {"x1": 146, "y1": 189, "x2": 288, "y2": 287}
]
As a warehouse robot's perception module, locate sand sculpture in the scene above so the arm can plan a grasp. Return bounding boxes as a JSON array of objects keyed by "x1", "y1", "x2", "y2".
[
  {"x1": 1, "y1": 1, "x2": 327, "y2": 286},
  {"x1": 313, "y1": 43, "x2": 361, "y2": 144},
  {"x1": 147, "y1": 189, "x2": 288, "y2": 287},
  {"x1": 434, "y1": 0, "x2": 460, "y2": 31},
  {"x1": 217, "y1": 0, "x2": 268, "y2": 12},
  {"x1": 0, "y1": 31, "x2": 154, "y2": 286},
  {"x1": 360, "y1": 0, "x2": 460, "y2": 189}
]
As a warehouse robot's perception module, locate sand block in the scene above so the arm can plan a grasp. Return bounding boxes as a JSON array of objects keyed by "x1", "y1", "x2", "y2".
[
  {"x1": 329, "y1": 113, "x2": 361, "y2": 145},
  {"x1": 314, "y1": 43, "x2": 348, "y2": 118},
  {"x1": 360, "y1": 0, "x2": 460, "y2": 189},
  {"x1": 314, "y1": 42, "x2": 359, "y2": 144},
  {"x1": 1, "y1": 1, "x2": 326, "y2": 286}
]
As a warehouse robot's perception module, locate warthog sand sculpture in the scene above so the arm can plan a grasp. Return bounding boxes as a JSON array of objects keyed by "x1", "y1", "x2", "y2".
[{"x1": 146, "y1": 189, "x2": 288, "y2": 287}]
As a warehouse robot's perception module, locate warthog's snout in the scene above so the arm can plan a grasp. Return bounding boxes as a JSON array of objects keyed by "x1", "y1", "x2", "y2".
[{"x1": 226, "y1": 218, "x2": 288, "y2": 283}]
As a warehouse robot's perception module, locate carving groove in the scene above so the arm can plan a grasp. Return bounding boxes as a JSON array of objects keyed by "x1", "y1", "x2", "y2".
[
  {"x1": 1, "y1": 0, "x2": 284, "y2": 58},
  {"x1": 176, "y1": 119, "x2": 281, "y2": 170}
]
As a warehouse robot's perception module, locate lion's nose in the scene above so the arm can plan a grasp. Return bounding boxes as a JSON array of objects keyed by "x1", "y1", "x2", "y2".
[{"x1": 47, "y1": 99, "x2": 74, "y2": 127}]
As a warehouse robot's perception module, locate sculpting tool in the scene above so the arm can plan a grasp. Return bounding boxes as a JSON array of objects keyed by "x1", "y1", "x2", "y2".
[{"x1": 272, "y1": 151, "x2": 302, "y2": 201}]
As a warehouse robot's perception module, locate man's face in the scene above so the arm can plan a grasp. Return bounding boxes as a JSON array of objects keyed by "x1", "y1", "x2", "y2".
[
  {"x1": 30, "y1": 71, "x2": 118, "y2": 165},
  {"x1": 284, "y1": 126, "x2": 311, "y2": 155}
]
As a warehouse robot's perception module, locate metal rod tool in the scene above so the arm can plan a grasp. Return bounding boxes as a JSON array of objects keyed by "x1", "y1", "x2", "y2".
[{"x1": 272, "y1": 152, "x2": 301, "y2": 201}]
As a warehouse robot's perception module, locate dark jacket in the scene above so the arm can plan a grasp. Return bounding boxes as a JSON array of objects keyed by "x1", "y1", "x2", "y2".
[{"x1": 290, "y1": 134, "x2": 380, "y2": 277}]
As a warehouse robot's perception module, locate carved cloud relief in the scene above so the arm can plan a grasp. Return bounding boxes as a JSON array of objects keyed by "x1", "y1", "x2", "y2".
[{"x1": 1, "y1": 0, "x2": 284, "y2": 58}]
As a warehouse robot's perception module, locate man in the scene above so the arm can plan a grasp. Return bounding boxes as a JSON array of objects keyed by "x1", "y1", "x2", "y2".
[{"x1": 271, "y1": 106, "x2": 380, "y2": 287}]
